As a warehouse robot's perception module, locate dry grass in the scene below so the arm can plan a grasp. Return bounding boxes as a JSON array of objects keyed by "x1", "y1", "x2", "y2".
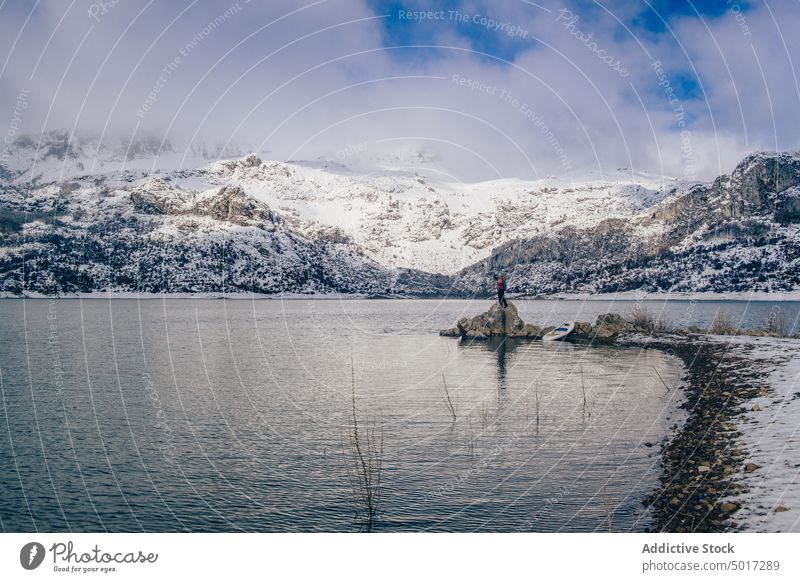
[
  {"x1": 710, "y1": 309, "x2": 740, "y2": 335},
  {"x1": 762, "y1": 309, "x2": 788, "y2": 337},
  {"x1": 654, "y1": 318, "x2": 675, "y2": 333},
  {"x1": 629, "y1": 304, "x2": 655, "y2": 331},
  {"x1": 629, "y1": 304, "x2": 673, "y2": 333}
]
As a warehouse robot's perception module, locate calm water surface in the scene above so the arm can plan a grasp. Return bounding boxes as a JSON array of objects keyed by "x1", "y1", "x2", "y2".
[{"x1": 2, "y1": 298, "x2": 791, "y2": 532}]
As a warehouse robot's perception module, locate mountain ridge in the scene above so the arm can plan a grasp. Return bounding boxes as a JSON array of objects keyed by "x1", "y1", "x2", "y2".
[
  {"x1": 1, "y1": 133, "x2": 798, "y2": 297},
  {"x1": 454, "y1": 151, "x2": 800, "y2": 296}
]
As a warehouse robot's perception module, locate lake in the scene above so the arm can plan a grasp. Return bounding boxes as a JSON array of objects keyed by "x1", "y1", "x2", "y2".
[{"x1": 0, "y1": 298, "x2": 796, "y2": 532}]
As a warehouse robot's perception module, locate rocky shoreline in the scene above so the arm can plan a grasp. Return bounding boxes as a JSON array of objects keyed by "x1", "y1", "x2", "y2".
[
  {"x1": 439, "y1": 302, "x2": 790, "y2": 532},
  {"x1": 620, "y1": 334, "x2": 766, "y2": 532}
]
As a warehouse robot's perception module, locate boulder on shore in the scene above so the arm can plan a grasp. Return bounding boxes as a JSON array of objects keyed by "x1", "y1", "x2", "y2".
[
  {"x1": 592, "y1": 313, "x2": 634, "y2": 340},
  {"x1": 440, "y1": 303, "x2": 639, "y2": 343}
]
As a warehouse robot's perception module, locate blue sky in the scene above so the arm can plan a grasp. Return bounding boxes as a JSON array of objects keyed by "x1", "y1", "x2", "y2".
[
  {"x1": 365, "y1": 0, "x2": 740, "y2": 107},
  {"x1": 370, "y1": 1, "x2": 752, "y2": 58},
  {"x1": 370, "y1": 0, "x2": 760, "y2": 133},
  {"x1": 630, "y1": 0, "x2": 752, "y2": 31},
  {"x1": 371, "y1": 0, "x2": 537, "y2": 61},
  {"x1": 0, "y1": 0, "x2": 795, "y2": 181}
]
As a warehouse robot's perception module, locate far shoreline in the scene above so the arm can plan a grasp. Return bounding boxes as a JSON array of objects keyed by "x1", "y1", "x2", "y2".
[{"x1": 2, "y1": 291, "x2": 800, "y2": 301}]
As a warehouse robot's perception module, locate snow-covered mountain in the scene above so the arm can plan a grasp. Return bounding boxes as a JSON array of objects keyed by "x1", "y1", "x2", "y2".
[
  {"x1": 456, "y1": 152, "x2": 800, "y2": 296},
  {"x1": 195, "y1": 156, "x2": 686, "y2": 275},
  {"x1": 0, "y1": 130, "x2": 255, "y2": 185},
  {"x1": 1, "y1": 132, "x2": 799, "y2": 297},
  {"x1": 1, "y1": 132, "x2": 689, "y2": 275},
  {"x1": 0, "y1": 134, "x2": 453, "y2": 296}
]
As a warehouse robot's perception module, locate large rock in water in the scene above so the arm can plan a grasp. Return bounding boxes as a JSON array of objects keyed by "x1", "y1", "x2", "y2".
[{"x1": 445, "y1": 302, "x2": 540, "y2": 339}]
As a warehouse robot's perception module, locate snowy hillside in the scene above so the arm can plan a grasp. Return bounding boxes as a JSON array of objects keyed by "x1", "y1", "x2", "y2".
[
  {"x1": 1, "y1": 132, "x2": 799, "y2": 297},
  {"x1": 456, "y1": 152, "x2": 800, "y2": 296},
  {"x1": 0, "y1": 135, "x2": 452, "y2": 296},
  {"x1": 187, "y1": 155, "x2": 685, "y2": 274},
  {"x1": 1, "y1": 132, "x2": 689, "y2": 275}
]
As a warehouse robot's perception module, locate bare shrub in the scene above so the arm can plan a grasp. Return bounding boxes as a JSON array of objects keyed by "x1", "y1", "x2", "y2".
[
  {"x1": 440, "y1": 373, "x2": 457, "y2": 423},
  {"x1": 464, "y1": 414, "x2": 475, "y2": 456},
  {"x1": 345, "y1": 360, "x2": 383, "y2": 531},
  {"x1": 479, "y1": 400, "x2": 491, "y2": 429},
  {"x1": 602, "y1": 484, "x2": 614, "y2": 532},
  {"x1": 580, "y1": 363, "x2": 591, "y2": 418}
]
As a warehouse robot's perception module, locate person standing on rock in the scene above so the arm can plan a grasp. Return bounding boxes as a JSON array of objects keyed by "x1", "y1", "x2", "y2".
[{"x1": 497, "y1": 273, "x2": 508, "y2": 308}]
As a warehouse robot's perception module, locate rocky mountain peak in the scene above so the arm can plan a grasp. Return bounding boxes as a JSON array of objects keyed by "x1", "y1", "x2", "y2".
[
  {"x1": 728, "y1": 151, "x2": 800, "y2": 207},
  {"x1": 195, "y1": 185, "x2": 274, "y2": 226}
]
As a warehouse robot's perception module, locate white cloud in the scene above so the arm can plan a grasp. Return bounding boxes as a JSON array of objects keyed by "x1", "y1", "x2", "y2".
[{"x1": 0, "y1": 0, "x2": 798, "y2": 181}]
